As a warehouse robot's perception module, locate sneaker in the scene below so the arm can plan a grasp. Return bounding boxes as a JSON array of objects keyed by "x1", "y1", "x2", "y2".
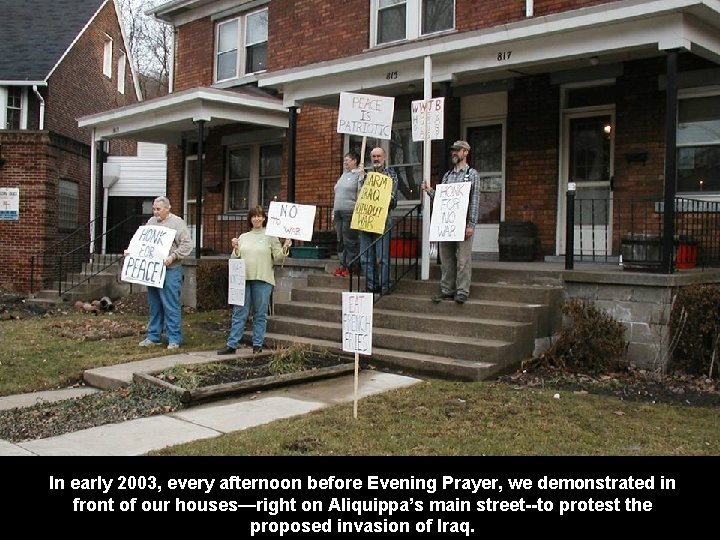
[
  {"x1": 454, "y1": 294, "x2": 468, "y2": 304},
  {"x1": 138, "y1": 338, "x2": 161, "y2": 347},
  {"x1": 333, "y1": 267, "x2": 346, "y2": 276},
  {"x1": 167, "y1": 343, "x2": 180, "y2": 350},
  {"x1": 339, "y1": 268, "x2": 350, "y2": 277},
  {"x1": 217, "y1": 346, "x2": 236, "y2": 355},
  {"x1": 432, "y1": 292, "x2": 454, "y2": 303},
  {"x1": 252, "y1": 346, "x2": 263, "y2": 354}
]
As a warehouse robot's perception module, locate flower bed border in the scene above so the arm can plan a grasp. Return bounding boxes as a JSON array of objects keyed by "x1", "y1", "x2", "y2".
[{"x1": 133, "y1": 352, "x2": 356, "y2": 404}]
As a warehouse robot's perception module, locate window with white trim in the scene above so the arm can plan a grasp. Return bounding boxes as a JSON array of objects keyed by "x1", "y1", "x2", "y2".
[
  {"x1": 371, "y1": 0, "x2": 454, "y2": 47},
  {"x1": 59, "y1": 180, "x2": 79, "y2": 231},
  {"x1": 677, "y1": 91, "x2": 720, "y2": 194},
  {"x1": 226, "y1": 142, "x2": 282, "y2": 212},
  {"x1": 215, "y1": 8, "x2": 268, "y2": 82},
  {"x1": 1, "y1": 86, "x2": 27, "y2": 130},
  {"x1": 348, "y1": 123, "x2": 423, "y2": 203},
  {"x1": 103, "y1": 36, "x2": 113, "y2": 78},
  {"x1": 117, "y1": 53, "x2": 126, "y2": 94}
]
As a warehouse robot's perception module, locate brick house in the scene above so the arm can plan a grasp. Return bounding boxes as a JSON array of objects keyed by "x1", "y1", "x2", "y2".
[
  {"x1": 79, "y1": 0, "x2": 720, "y2": 270},
  {"x1": 0, "y1": 0, "x2": 142, "y2": 292}
]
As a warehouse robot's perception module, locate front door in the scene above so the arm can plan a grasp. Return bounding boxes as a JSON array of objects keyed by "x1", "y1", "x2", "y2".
[
  {"x1": 184, "y1": 155, "x2": 204, "y2": 251},
  {"x1": 467, "y1": 123, "x2": 505, "y2": 252},
  {"x1": 560, "y1": 111, "x2": 614, "y2": 257}
]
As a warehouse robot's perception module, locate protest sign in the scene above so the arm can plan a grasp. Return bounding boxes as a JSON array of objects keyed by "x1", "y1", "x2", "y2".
[
  {"x1": 266, "y1": 201, "x2": 316, "y2": 241},
  {"x1": 342, "y1": 292, "x2": 373, "y2": 356},
  {"x1": 350, "y1": 172, "x2": 393, "y2": 234},
  {"x1": 0, "y1": 187, "x2": 19, "y2": 220},
  {"x1": 428, "y1": 181, "x2": 471, "y2": 242},
  {"x1": 411, "y1": 97, "x2": 445, "y2": 142},
  {"x1": 228, "y1": 258, "x2": 246, "y2": 306},
  {"x1": 337, "y1": 92, "x2": 395, "y2": 140},
  {"x1": 121, "y1": 225, "x2": 176, "y2": 288}
]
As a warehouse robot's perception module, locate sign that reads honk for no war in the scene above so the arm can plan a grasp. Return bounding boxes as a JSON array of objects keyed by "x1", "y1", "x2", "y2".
[
  {"x1": 121, "y1": 225, "x2": 176, "y2": 288},
  {"x1": 429, "y1": 182, "x2": 471, "y2": 242},
  {"x1": 337, "y1": 92, "x2": 395, "y2": 140}
]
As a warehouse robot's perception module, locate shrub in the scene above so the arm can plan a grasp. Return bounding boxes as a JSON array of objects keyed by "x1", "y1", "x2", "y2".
[
  {"x1": 195, "y1": 261, "x2": 229, "y2": 312},
  {"x1": 540, "y1": 298, "x2": 627, "y2": 374},
  {"x1": 268, "y1": 344, "x2": 331, "y2": 375},
  {"x1": 668, "y1": 284, "x2": 720, "y2": 379}
]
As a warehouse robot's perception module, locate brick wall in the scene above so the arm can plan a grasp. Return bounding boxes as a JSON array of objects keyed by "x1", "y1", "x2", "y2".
[
  {"x1": 0, "y1": 133, "x2": 90, "y2": 292},
  {"x1": 45, "y1": 1, "x2": 139, "y2": 144},
  {"x1": 174, "y1": 17, "x2": 215, "y2": 91}
]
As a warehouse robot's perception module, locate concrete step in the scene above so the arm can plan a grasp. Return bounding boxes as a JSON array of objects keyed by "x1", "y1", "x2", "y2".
[
  {"x1": 261, "y1": 333, "x2": 503, "y2": 381},
  {"x1": 266, "y1": 315, "x2": 525, "y2": 363}
]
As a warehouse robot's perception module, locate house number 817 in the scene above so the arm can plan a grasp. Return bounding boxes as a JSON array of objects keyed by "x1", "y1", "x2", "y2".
[{"x1": 497, "y1": 51, "x2": 512, "y2": 61}]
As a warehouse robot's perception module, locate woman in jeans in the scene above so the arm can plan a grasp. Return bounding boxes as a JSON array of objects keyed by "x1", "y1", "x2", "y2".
[
  {"x1": 217, "y1": 206, "x2": 291, "y2": 355},
  {"x1": 332, "y1": 151, "x2": 362, "y2": 277}
]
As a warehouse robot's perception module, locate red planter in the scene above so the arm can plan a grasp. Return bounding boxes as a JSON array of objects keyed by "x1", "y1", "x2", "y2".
[{"x1": 390, "y1": 238, "x2": 417, "y2": 258}]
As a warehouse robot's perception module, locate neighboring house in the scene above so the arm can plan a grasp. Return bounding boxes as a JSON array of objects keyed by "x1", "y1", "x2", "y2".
[
  {"x1": 0, "y1": 0, "x2": 143, "y2": 292},
  {"x1": 78, "y1": 0, "x2": 720, "y2": 268}
]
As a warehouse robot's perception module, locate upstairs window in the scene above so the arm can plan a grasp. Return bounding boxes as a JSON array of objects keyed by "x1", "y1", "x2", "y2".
[
  {"x1": 1, "y1": 86, "x2": 26, "y2": 130},
  {"x1": 117, "y1": 53, "x2": 126, "y2": 94},
  {"x1": 372, "y1": 0, "x2": 454, "y2": 46},
  {"x1": 215, "y1": 8, "x2": 268, "y2": 82},
  {"x1": 103, "y1": 36, "x2": 113, "y2": 78}
]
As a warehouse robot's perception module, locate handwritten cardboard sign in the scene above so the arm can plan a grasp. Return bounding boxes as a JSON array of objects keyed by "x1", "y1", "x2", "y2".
[
  {"x1": 342, "y1": 292, "x2": 373, "y2": 355},
  {"x1": 228, "y1": 258, "x2": 246, "y2": 306},
  {"x1": 411, "y1": 97, "x2": 445, "y2": 142},
  {"x1": 337, "y1": 92, "x2": 395, "y2": 140},
  {"x1": 0, "y1": 187, "x2": 19, "y2": 220},
  {"x1": 428, "y1": 181, "x2": 471, "y2": 242},
  {"x1": 350, "y1": 172, "x2": 393, "y2": 234},
  {"x1": 121, "y1": 225, "x2": 176, "y2": 288},
  {"x1": 266, "y1": 201, "x2": 316, "y2": 242}
]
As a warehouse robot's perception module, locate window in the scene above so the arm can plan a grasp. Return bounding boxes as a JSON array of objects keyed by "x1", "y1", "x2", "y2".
[
  {"x1": 226, "y1": 143, "x2": 282, "y2": 212},
  {"x1": 677, "y1": 93, "x2": 720, "y2": 193},
  {"x1": 1, "y1": 86, "x2": 27, "y2": 129},
  {"x1": 103, "y1": 36, "x2": 113, "y2": 78},
  {"x1": 373, "y1": 0, "x2": 454, "y2": 46},
  {"x1": 117, "y1": 54, "x2": 126, "y2": 94},
  {"x1": 215, "y1": 8, "x2": 268, "y2": 82},
  {"x1": 59, "y1": 180, "x2": 79, "y2": 231},
  {"x1": 348, "y1": 125, "x2": 423, "y2": 203}
]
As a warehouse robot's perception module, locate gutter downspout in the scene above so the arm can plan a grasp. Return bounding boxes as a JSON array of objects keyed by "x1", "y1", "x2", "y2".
[
  {"x1": 526, "y1": 0, "x2": 534, "y2": 17},
  {"x1": 32, "y1": 85, "x2": 45, "y2": 130},
  {"x1": 89, "y1": 129, "x2": 97, "y2": 256}
]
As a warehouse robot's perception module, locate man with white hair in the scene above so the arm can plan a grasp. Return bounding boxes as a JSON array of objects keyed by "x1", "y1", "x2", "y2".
[{"x1": 129, "y1": 196, "x2": 193, "y2": 349}]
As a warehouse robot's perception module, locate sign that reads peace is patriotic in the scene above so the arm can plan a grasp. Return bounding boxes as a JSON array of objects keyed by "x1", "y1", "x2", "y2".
[{"x1": 337, "y1": 92, "x2": 395, "y2": 140}]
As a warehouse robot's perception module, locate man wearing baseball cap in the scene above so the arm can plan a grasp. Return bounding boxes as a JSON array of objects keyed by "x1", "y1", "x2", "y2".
[{"x1": 421, "y1": 140, "x2": 481, "y2": 304}]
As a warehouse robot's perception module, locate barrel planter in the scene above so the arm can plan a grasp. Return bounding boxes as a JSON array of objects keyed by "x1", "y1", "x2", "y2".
[{"x1": 498, "y1": 221, "x2": 537, "y2": 262}]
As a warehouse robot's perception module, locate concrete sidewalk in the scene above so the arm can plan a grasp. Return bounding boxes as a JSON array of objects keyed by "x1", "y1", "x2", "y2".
[{"x1": 0, "y1": 351, "x2": 421, "y2": 456}]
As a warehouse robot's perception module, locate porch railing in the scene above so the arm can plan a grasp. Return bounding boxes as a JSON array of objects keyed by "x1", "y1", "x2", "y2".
[
  {"x1": 565, "y1": 194, "x2": 720, "y2": 270},
  {"x1": 347, "y1": 204, "x2": 422, "y2": 302}
]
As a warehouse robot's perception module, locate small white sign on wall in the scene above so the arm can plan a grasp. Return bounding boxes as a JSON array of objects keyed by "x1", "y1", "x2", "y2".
[{"x1": 0, "y1": 187, "x2": 19, "y2": 220}]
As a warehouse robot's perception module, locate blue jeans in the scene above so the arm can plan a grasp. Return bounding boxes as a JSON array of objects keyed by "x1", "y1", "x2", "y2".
[
  {"x1": 146, "y1": 265, "x2": 183, "y2": 345},
  {"x1": 334, "y1": 210, "x2": 359, "y2": 269},
  {"x1": 360, "y1": 223, "x2": 391, "y2": 293},
  {"x1": 227, "y1": 280, "x2": 273, "y2": 348}
]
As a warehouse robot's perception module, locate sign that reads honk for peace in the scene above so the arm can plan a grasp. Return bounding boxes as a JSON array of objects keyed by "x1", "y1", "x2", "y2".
[
  {"x1": 121, "y1": 225, "x2": 176, "y2": 288},
  {"x1": 350, "y1": 172, "x2": 393, "y2": 234},
  {"x1": 337, "y1": 92, "x2": 395, "y2": 140}
]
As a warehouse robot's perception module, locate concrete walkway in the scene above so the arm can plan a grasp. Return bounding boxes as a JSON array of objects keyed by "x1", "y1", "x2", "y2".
[{"x1": 0, "y1": 351, "x2": 421, "y2": 456}]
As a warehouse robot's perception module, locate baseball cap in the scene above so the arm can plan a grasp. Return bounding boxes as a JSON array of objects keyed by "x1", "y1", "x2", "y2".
[{"x1": 450, "y1": 140, "x2": 471, "y2": 151}]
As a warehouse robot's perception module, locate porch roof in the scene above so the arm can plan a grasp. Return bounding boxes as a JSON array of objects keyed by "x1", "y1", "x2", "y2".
[
  {"x1": 258, "y1": 0, "x2": 720, "y2": 107},
  {"x1": 77, "y1": 87, "x2": 288, "y2": 144}
]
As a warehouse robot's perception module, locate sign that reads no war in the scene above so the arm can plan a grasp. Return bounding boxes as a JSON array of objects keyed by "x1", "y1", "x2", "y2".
[
  {"x1": 121, "y1": 225, "x2": 176, "y2": 288},
  {"x1": 429, "y1": 182, "x2": 471, "y2": 242},
  {"x1": 265, "y1": 201, "x2": 317, "y2": 242},
  {"x1": 337, "y1": 92, "x2": 395, "y2": 140},
  {"x1": 350, "y1": 172, "x2": 393, "y2": 234}
]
